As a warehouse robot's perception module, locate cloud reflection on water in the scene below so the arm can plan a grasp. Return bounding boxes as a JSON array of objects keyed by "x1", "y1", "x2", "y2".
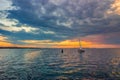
[{"x1": 24, "y1": 51, "x2": 41, "y2": 61}]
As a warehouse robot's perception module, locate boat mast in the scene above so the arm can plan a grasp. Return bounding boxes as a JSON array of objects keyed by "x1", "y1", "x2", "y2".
[{"x1": 79, "y1": 39, "x2": 82, "y2": 49}]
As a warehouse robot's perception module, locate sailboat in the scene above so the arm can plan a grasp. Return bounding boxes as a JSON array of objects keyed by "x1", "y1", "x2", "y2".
[{"x1": 78, "y1": 40, "x2": 85, "y2": 53}]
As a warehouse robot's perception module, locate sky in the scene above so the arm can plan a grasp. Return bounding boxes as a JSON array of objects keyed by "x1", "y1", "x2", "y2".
[{"x1": 0, "y1": 0, "x2": 120, "y2": 48}]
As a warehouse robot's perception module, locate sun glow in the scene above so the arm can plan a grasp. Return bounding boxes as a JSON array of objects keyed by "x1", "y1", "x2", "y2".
[
  {"x1": 0, "y1": 38, "x2": 120, "y2": 48},
  {"x1": 54, "y1": 40, "x2": 92, "y2": 48},
  {"x1": 54, "y1": 40, "x2": 120, "y2": 48},
  {"x1": 0, "y1": 41, "x2": 14, "y2": 47}
]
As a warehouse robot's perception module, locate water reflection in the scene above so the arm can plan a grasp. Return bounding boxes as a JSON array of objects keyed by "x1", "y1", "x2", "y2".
[
  {"x1": 109, "y1": 57, "x2": 120, "y2": 78},
  {"x1": 24, "y1": 51, "x2": 41, "y2": 61},
  {"x1": 111, "y1": 57, "x2": 120, "y2": 66},
  {"x1": 0, "y1": 48, "x2": 120, "y2": 79},
  {"x1": 79, "y1": 53, "x2": 84, "y2": 62},
  {"x1": 60, "y1": 49, "x2": 81, "y2": 68}
]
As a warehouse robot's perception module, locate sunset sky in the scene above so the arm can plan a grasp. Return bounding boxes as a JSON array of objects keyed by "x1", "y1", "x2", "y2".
[{"x1": 0, "y1": 0, "x2": 120, "y2": 48}]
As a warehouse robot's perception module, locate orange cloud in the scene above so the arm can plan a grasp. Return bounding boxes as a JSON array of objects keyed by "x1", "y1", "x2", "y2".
[
  {"x1": 0, "y1": 41, "x2": 14, "y2": 47},
  {"x1": 54, "y1": 40, "x2": 92, "y2": 48},
  {"x1": 0, "y1": 36, "x2": 8, "y2": 41},
  {"x1": 0, "y1": 40, "x2": 43, "y2": 48},
  {"x1": 1, "y1": 36, "x2": 120, "y2": 48},
  {"x1": 53, "y1": 39, "x2": 120, "y2": 48},
  {"x1": 20, "y1": 39, "x2": 93, "y2": 48},
  {"x1": 0, "y1": 36, "x2": 14, "y2": 47},
  {"x1": 20, "y1": 39, "x2": 120, "y2": 48},
  {"x1": 111, "y1": 0, "x2": 120, "y2": 15},
  {"x1": 107, "y1": 0, "x2": 120, "y2": 15}
]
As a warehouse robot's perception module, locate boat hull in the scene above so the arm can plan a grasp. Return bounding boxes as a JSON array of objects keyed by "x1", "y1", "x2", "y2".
[{"x1": 78, "y1": 49, "x2": 85, "y2": 53}]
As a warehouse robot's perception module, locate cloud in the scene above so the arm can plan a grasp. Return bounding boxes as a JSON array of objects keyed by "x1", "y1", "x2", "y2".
[
  {"x1": 0, "y1": 35, "x2": 8, "y2": 41},
  {"x1": 0, "y1": 26, "x2": 39, "y2": 33},
  {"x1": 20, "y1": 40, "x2": 54, "y2": 44},
  {"x1": 20, "y1": 40, "x2": 57, "y2": 48},
  {"x1": 0, "y1": 0, "x2": 120, "y2": 47},
  {"x1": 0, "y1": 35, "x2": 14, "y2": 47},
  {"x1": 42, "y1": 30, "x2": 55, "y2": 34},
  {"x1": 0, "y1": 19, "x2": 18, "y2": 26},
  {"x1": 56, "y1": 19, "x2": 73, "y2": 28},
  {"x1": 49, "y1": 0, "x2": 66, "y2": 5},
  {"x1": 21, "y1": 39, "x2": 120, "y2": 48},
  {"x1": 0, "y1": 41, "x2": 14, "y2": 47},
  {"x1": 82, "y1": 32, "x2": 120, "y2": 44},
  {"x1": 107, "y1": 0, "x2": 120, "y2": 15},
  {"x1": 0, "y1": 0, "x2": 18, "y2": 19},
  {"x1": 0, "y1": 0, "x2": 16, "y2": 11},
  {"x1": 0, "y1": 18, "x2": 39, "y2": 33},
  {"x1": 9, "y1": 0, "x2": 117, "y2": 33}
]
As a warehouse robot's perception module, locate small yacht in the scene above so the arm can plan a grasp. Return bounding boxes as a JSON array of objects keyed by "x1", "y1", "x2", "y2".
[{"x1": 78, "y1": 40, "x2": 85, "y2": 53}]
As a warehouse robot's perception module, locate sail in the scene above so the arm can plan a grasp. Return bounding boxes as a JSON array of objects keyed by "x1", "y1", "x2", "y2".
[
  {"x1": 78, "y1": 39, "x2": 82, "y2": 49},
  {"x1": 78, "y1": 39, "x2": 85, "y2": 53}
]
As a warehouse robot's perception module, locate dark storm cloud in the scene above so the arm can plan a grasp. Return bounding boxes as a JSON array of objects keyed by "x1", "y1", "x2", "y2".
[{"x1": 2, "y1": 0, "x2": 120, "y2": 44}]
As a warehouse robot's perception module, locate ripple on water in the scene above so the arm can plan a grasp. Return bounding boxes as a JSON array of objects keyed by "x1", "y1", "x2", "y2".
[{"x1": 0, "y1": 48, "x2": 120, "y2": 79}]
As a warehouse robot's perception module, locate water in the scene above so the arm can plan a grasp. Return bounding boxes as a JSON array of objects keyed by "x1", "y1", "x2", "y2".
[{"x1": 0, "y1": 48, "x2": 120, "y2": 80}]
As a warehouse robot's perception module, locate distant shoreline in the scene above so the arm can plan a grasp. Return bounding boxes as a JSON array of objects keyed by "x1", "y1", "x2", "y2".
[
  {"x1": 0, "y1": 47, "x2": 119, "y2": 49},
  {"x1": 0, "y1": 47, "x2": 42, "y2": 49}
]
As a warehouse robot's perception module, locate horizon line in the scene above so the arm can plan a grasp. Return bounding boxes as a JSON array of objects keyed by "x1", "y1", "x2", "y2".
[{"x1": 0, "y1": 46, "x2": 120, "y2": 49}]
